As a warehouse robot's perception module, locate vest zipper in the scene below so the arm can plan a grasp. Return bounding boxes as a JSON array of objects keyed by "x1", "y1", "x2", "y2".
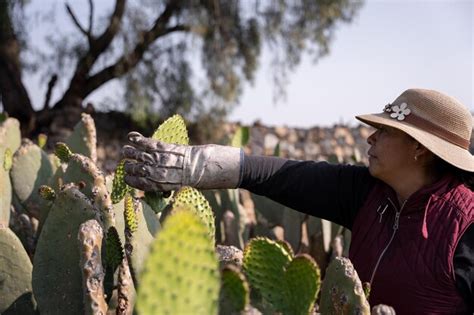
[{"x1": 369, "y1": 198, "x2": 407, "y2": 287}]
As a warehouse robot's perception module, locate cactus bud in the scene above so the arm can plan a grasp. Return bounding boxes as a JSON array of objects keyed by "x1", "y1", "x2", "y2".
[
  {"x1": 55, "y1": 142, "x2": 72, "y2": 163},
  {"x1": 38, "y1": 185, "x2": 56, "y2": 201},
  {"x1": 38, "y1": 133, "x2": 47, "y2": 149},
  {"x1": 124, "y1": 194, "x2": 138, "y2": 233}
]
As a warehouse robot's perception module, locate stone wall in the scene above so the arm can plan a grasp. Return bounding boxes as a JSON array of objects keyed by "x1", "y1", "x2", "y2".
[{"x1": 224, "y1": 121, "x2": 374, "y2": 165}]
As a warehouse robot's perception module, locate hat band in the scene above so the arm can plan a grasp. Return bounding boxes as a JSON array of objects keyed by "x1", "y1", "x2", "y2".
[{"x1": 398, "y1": 113, "x2": 470, "y2": 150}]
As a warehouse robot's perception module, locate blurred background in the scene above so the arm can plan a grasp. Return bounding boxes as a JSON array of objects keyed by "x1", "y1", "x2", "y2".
[{"x1": 2, "y1": 0, "x2": 472, "y2": 133}]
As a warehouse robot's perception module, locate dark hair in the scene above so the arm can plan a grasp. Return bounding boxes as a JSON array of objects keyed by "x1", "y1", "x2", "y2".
[{"x1": 433, "y1": 157, "x2": 474, "y2": 191}]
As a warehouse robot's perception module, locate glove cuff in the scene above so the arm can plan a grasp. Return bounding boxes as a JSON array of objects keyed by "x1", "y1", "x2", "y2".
[{"x1": 183, "y1": 145, "x2": 243, "y2": 189}]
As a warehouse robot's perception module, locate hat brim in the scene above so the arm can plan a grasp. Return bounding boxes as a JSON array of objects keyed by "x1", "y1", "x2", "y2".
[{"x1": 355, "y1": 113, "x2": 474, "y2": 172}]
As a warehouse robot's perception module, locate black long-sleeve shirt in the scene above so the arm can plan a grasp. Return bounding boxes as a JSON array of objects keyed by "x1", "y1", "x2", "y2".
[{"x1": 239, "y1": 155, "x2": 474, "y2": 311}]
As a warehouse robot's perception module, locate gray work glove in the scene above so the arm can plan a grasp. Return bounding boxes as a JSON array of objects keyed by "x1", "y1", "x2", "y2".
[{"x1": 121, "y1": 131, "x2": 243, "y2": 192}]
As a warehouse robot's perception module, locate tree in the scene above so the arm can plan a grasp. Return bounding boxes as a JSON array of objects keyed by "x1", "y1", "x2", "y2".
[{"x1": 0, "y1": 0, "x2": 363, "y2": 135}]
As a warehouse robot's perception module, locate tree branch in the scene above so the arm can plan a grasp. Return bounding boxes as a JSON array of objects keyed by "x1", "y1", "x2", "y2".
[
  {"x1": 42, "y1": 74, "x2": 57, "y2": 110},
  {"x1": 88, "y1": 0, "x2": 94, "y2": 35},
  {"x1": 65, "y1": 3, "x2": 89, "y2": 38},
  {"x1": 54, "y1": 0, "x2": 126, "y2": 109},
  {"x1": 90, "y1": 0, "x2": 125, "y2": 57},
  {"x1": 84, "y1": 24, "x2": 189, "y2": 96},
  {"x1": 82, "y1": 2, "x2": 187, "y2": 96}
]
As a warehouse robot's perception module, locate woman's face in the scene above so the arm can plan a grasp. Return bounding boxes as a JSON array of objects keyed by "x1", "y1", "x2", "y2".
[{"x1": 366, "y1": 125, "x2": 417, "y2": 181}]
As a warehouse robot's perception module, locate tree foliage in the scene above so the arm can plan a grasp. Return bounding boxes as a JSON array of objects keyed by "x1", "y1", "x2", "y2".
[{"x1": 0, "y1": 0, "x2": 363, "y2": 134}]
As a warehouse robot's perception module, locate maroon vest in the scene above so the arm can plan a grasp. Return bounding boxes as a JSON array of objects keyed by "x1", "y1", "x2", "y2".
[{"x1": 349, "y1": 174, "x2": 473, "y2": 314}]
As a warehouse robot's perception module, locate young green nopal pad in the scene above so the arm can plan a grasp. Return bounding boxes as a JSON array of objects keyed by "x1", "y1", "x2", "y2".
[
  {"x1": 105, "y1": 226, "x2": 124, "y2": 272},
  {"x1": 172, "y1": 186, "x2": 215, "y2": 242},
  {"x1": 152, "y1": 114, "x2": 189, "y2": 145},
  {"x1": 243, "y1": 237, "x2": 321, "y2": 315},
  {"x1": 111, "y1": 159, "x2": 130, "y2": 204},
  {"x1": 124, "y1": 193, "x2": 138, "y2": 233},
  {"x1": 137, "y1": 209, "x2": 219, "y2": 315},
  {"x1": 219, "y1": 264, "x2": 249, "y2": 315}
]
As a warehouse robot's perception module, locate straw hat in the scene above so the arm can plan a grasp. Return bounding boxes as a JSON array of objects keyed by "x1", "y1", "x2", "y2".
[{"x1": 356, "y1": 88, "x2": 474, "y2": 172}]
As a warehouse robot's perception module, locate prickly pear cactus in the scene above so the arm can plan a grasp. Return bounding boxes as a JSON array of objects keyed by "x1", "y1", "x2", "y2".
[
  {"x1": 54, "y1": 142, "x2": 73, "y2": 163},
  {"x1": 144, "y1": 114, "x2": 190, "y2": 213},
  {"x1": 37, "y1": 133, "x2": 47, "y2": 149},
  {"x1": 113, "y1": 196, "x2": 161, "y2": 278},
  {"x1": 0, "y1": 117, "x2": 21, "y2": 226},
  {"x1": 32, "y1": 184, "x2": 99, "y2": 315},
  {"x1": 171, "y1": 186, "x2": 215, "y2": 242},
  {"x1": 136, "y1": 209, "x2": 219, "y2": 315},
  {"x1": 65, "y1": 113, "x2": 97, "y2": 162},
  {"x1": 251, "y1": 193, "x2": 285, "y2": 226},
  {"x1": 219, "y1": 265, "x2": 249, "y2": 315},
  {"x1": 38, "y1": 185, "x2": 56, "y2": 201},
  {"x1": 124, "y1": 193, "x2": 138, "y2": 233},
  {"x1": 10, "y1": 140, "x2": 54, "y2": 219},
  {"x1": 3, "y1": 148, "x2": 12, "y2": 170},
  {"x1": 243, "y1": 237, "x2": 321, "y2": 315},
  {"x1": 111, "y1": 159, "x2": 130, "y2": 204},
  {"x1": 284, "y1": 254, "x2": 321, "y2": 315},
  {"x1": 0, "y1": 161, "x2": 12, "y2": 227},
  {"x1": 243, "y1": 237, "x2": 291, "y2": 308},
  {"x1": 230, "y1": 126, "x2": 250, "y2": 148},
  {"x1": 319, "y1": 257, "x2": 370, "y2": 315},
  {"x1": 0, "y1": 117, "x2": 21, "y2": 158},
  {"x1": 58, "y1": 149, "x2": 115, "y2": 229},
  {"x1": 78, "y1": 219, "x2": 107, "y2": 315},
  {"x1": 0, "y1": 226, "x2": 36, "y2": 314},
  {"x1": 151, "y1": 114, "x2": 189, "y2": 145},
  {"x1": 105, "y1": 226, "x2": 124, "y2": 272}
]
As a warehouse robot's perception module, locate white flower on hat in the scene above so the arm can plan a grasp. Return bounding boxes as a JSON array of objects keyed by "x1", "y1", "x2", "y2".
[{"x1": 390, "y1": 102, "x2": 411, "y2": 120}]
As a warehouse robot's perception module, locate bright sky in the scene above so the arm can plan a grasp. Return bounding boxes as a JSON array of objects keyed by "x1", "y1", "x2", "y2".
[
  {"x1": 231, "y1": 0, "x2": 474, "y2": 127},
  {"x1": 24, "y1": 0, "x2": 473, "y2": 128}
]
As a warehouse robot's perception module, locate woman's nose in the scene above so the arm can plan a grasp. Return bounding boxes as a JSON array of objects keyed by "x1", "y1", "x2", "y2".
[{"x1": 367, "y1": 131, "x2": 377, "y2": 145}]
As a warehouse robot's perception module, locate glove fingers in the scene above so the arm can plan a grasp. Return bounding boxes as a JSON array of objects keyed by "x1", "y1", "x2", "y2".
[
  {"x1": 127, "y1": 131, "x2": 187, "y2": 156},
  {"x1": 124, "y1": 175, "x2": 179, "y2": 192},
  {"x1": 124, "y1": 161, "x2": 151, "y2": 177},
  {"x1": 124, "y1": 161, "x2": 183, "y2": 186},
  {"x1": 150, "y1": 151, "x2": 185, "y2": 168},
  {"x1": 121, "y1": 145, "x2": 155, "y2": 164},
  {"x1": 147, "y1": 167, "x2": 183, "y2": 186},
  {"x1": 124, "y1": 175, "x2": 157, "y2": 191},
  {"x1": 127, "y1": 131, "x2": 158, "y2": 153}
]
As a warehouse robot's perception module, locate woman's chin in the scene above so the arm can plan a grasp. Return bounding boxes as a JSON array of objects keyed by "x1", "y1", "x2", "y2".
[{"x1": 368, "y1": 163, "x2": 378, "y2": 177}]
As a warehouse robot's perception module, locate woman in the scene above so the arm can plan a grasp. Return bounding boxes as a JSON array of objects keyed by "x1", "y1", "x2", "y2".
[{"x1": 121, "y1": 88, "x2": 473, "y2": 314}]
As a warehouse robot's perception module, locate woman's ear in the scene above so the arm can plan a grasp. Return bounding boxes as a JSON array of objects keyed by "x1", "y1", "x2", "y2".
[{"x1": 414, "y1": 142, "x2": 434, "y2": 161}]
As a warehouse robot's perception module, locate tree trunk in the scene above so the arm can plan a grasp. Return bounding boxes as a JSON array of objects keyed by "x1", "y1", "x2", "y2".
[{"x1": 0, "y1": 1, "x2": 35, "y2": 134}]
